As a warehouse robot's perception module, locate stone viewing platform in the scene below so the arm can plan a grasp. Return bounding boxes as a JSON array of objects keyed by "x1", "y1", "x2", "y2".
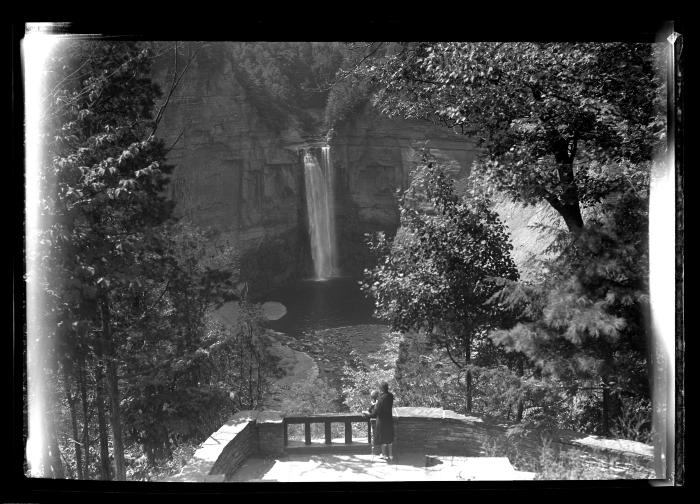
[
  {"x1": 166, "y1": 407, "x2": 654, "y2": 482},
  {"x1": 229, "y1": 453, "x2": 536, "y2": 482}
]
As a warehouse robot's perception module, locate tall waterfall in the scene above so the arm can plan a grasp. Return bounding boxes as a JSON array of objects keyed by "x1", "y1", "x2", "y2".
[
  {"x1": 321, "y1": 146, "x2": 338, "y2": 275},
  {"x1": 304, "y1": 148, "x2": 338, "y2": 280}
]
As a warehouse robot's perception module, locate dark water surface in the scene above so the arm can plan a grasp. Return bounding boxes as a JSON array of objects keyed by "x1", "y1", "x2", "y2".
[{"x1": 265, "y1": 276, "x2": 379, "y2": 337}]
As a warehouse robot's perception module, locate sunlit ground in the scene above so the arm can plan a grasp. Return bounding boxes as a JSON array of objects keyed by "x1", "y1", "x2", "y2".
[{"x1": 228, "y1": 452, "x2": 535, "y2": 482}]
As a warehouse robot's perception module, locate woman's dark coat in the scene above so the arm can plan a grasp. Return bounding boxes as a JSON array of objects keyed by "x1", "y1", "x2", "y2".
[{"x1": 369, "y1": 391, "x2": 394, "y2": 445}]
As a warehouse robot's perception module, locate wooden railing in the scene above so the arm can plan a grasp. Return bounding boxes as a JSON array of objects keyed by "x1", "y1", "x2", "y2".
[{"x1": 283, "y1": 413, "x2": 373, "y2": 447}]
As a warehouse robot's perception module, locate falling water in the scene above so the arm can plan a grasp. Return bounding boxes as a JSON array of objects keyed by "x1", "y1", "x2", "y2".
[
  {"x1": 304, "y1": 148, "x2": 337, "y2": 280},
  {"x1": 321, "y1": 146, "x2": 338, "y2": 275}
]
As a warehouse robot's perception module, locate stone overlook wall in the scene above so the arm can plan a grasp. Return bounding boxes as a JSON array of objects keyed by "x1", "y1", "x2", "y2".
[
  {"x1": 167, "y1": 410, "x2": 284, "y2": 482},
  {"x1": 392, "y1": 407, "x2": 654, "y2": 475},
  {"x1": 167, "y1": 407, "x2": 653, "y2": 481}
]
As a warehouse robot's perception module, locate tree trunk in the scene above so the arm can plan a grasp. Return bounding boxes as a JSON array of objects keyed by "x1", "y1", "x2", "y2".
[
  {"x1": 105, "y1": 358, "x2": 126, "y2": 480},
  {"x1": 516, "y1": 355, "x2": 525, "y2": 423},
  {"x1": 600, "y1": 341, "x2": 622, "y2": 436},
  {"x1": 557, "y1": 200, "x2": 585, "y2": 235},
  {"x1": 548, "y1": 142, "x2": 585, "y2": 235},
  {"x1": 78, "y1": 356, "x2": 91, "y2": 478},
  {"x1": 63, "y1": 368, "x2": 84, "y2": 479},
  {"x1": 256, "y1": 359, "x2": 263, "y2": 401},
  {"x1": 100, "y1": 299, "x2": 126, "y2": 481},
  {"x1": 464, "y1": 333, "x2": 472, "y2": 413},
  {"x1": 239, "y1": 334, "x2": 245, "y2": 407},
  {"x1": 145, "y1": 441, "x2": 156, "y2": 468},
  {"x1": 248, "y1": 358, "x2": 253, "y2": 407},
  {"x1": 601, "y1": 380, "x2": 611, "y2": 435},
  {"x1": 465, "y1": 370, "x2": 473, "y2": 413},
  {"x1": 94, "y1": 362, "x2": 112, "y2": 480},
  {"x1": 49, "y1": 421, "x2": 65, "y2": 479},
  {"x1": 601, "y1": 377, "x2": 622, "y2": 436}
]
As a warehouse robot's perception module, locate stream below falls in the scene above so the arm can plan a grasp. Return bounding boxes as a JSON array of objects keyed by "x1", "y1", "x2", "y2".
[{"x1": 261, "y1": 276, "x2": 391, "y2": 412}]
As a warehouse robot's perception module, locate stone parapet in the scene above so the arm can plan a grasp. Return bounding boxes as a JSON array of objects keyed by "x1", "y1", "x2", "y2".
[
  {"x1": 392, "y1": 407, "x2": 654, "y2": 473},
  {"x1": 167, "y1": 410, "x2": 260, "y2": 482},
  {"x1": 168, "y1": 406, "x2": 654, "y2": 481},
  {"x1": 257, "y1": 410, "x2": 285, "y2": 455}
]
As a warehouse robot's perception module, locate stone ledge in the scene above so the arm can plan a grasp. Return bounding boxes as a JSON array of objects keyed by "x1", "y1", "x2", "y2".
[
  {"x1": 169, "y1": 407, "x2": 655, "y2": 481},
  {"x1": 257, "y1": 410, "x2": 284, "y2": 424},
  {"x1": 393, "y1": 407, "x2": 486, "y2": 424},
  {"x1": 391, "y1": 407, "x2": 653, "y2": 470},
  {"x1": 167, "y1": 410, "x2": 261, "y2": 482},
  {"x1": 565, "y1": 434, "x2": 654, "y2": 459}
]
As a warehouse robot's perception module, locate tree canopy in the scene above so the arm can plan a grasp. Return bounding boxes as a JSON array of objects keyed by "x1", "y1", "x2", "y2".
[
  {"x1": 360, "y1": 42, "x2": 665, "y2": 234},
  {"x1": 28, "y1": 40, "x2": 278, "y2": 480},
  {"x1": 358, "y1": 41, "x2": 662, "y2": 437}
]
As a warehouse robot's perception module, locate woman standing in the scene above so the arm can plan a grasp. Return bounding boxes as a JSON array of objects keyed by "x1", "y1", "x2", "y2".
[{"x1": 369, "y1": 381, "x2": 394, "y2": 462}]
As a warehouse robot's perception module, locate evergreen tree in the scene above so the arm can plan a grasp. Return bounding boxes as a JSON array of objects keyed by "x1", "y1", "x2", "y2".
[
  {"x1": 34, "y1": 39, "x2": 175, "y2": 479},
  {"x1": 490, "y1": 177, "x2": 651, "y2": 435}
]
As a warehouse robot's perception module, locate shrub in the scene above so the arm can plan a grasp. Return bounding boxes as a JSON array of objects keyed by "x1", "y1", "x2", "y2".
[{"x1": 340, "y1": 335, "x2": 400, "y2": 412}]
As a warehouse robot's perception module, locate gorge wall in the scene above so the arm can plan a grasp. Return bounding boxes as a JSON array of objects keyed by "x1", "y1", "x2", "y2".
[
  {"x1": 152, "y1": 43, "x2": 478, "y2": 294},
  {"x1": 153, "y1": 45, "x2": 308, "y2": 295},
  {"x1": 330, "y1": 104, "x2": 478, "y2": 273}
]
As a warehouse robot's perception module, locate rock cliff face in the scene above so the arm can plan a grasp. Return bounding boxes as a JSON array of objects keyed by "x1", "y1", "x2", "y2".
[
  {"x1": 153, "y1": 45, "x2": 311, "y2": 294},
  {"x1": 331, "y1": 104, "x2": 478, "y2": 273},
  {"x1": 153, "y1": 44, "x2": 478, "y2": 293}
]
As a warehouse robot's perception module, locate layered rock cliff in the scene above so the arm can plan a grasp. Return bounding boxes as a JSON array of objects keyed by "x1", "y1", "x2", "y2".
[
  {"x1": 153, "y1": 44, "x2": 311, "y2": 293},
  {"x1": 152, "y1": 43, "x2": 480, "y2": 293},
  {"x1": 152, "y1": 43, "x2": 554, "y2": 294},
  {"x1": 330, "y1": 103, "x2": 478, "y2": 273}
]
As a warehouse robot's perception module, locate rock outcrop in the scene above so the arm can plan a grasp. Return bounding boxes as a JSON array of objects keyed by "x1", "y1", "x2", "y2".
[
  {"x1": 153, "y1": 44, "x2": 310, "y2": 293},
  {"x1": 153, "y1": 43, "x2": 478, "y2": 292}
]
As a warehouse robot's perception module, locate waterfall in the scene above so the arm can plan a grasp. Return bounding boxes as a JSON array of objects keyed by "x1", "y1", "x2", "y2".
[
  {"x1": 321, "y1": 146, "x2": 338, "y2": 275},
  {"x1": 304, "y1": 148, "x2": 338, "y2": 280}
]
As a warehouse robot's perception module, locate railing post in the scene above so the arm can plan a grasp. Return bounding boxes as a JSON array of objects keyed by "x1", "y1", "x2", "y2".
[
  {"x1": 367, "y1": 420, "x2": 371, "y2": 445},
  {"x1": 283, "y1": 419, "x2": 288, "y2": 447},
  {"x1": 345, "y1": 420, "x2": 352, "y2": 444},
  {"x1": 325, "y1": 421, "x2": 332, "y2": 444},
  {"x1": 304, "y1": 422, "x2": 311, "y2": 445}
]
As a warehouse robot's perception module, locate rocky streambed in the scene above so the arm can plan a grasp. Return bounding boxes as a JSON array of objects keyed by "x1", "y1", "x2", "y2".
[
  {"x1": 215, "y1": 298, "x2": 396, "y2": 412},
  {"x1": 263, "y1": 324, "x2": 396, "y2": 410}
]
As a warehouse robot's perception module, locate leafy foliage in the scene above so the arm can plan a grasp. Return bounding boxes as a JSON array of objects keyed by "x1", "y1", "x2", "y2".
[
  {"x1": 360, "y1": 41, "x2": 665, "y2": 233},
  {"x1": 224, "y1": 42, "x2": 347, "y2": 133},
  {"x1": 361, "y1": 153, "x2": 519, "y2": 411},
  {"x1": 31, "y1": 40, "x2": 280, "y2": 479},
  {"x1": 276, "y1": 377, "x2": 342, "y2": 416},
  {"x1": 359, "y1": 42, "x2": 660, "y2": 436},
  {"x1": 324, "y1": 73, "x2": 371, "y2": 129},
  {"x1": 392, "y1": 331, "x2": 467, "y2": 413},
  {"x1": 341, "y1": 334, "x2": 400, "y2": 413}
]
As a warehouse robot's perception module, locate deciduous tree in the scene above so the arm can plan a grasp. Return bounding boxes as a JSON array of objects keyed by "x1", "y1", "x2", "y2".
[{"x1": 362, "y1": 155, "x2": 518, "y2": 412}]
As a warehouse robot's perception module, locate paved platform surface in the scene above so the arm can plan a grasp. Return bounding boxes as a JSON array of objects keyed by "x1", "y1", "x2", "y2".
[{"x1": 227, "y1": 453, "x2": 536, "y2": 482}]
